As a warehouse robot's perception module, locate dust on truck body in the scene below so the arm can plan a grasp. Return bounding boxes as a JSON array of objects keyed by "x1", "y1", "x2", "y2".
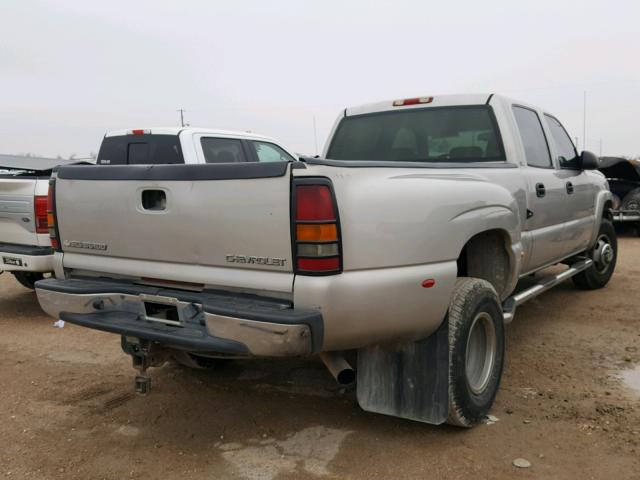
[{"x1": 36, "y1": 95, "x2": 617, "y2": 427}]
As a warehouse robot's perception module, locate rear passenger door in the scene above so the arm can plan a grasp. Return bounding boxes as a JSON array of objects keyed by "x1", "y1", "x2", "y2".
[
  {"x1": 512, "y1": 105, "x2": 570, "y2": 272},
  {"x1": 543, "y1": 114, "x2": 595, "y2": 254}
]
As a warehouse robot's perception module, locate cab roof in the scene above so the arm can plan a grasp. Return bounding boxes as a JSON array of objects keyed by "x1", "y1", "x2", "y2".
[
  {"x1": 345, "y1": 93, "x2": 497, "y2": 117},
  {"x1": 104, "y1": 127, "x2": 274, "y2": 142}
]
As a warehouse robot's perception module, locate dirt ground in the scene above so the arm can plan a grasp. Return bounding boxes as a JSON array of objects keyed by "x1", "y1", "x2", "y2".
[{"x1": 1, "y1": 237, "x2": 639, "y2": 480}]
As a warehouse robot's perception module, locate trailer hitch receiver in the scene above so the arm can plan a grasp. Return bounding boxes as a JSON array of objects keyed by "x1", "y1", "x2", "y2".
[{"x1": 121, "y1": 336, "x2": 170, "y2": 395}]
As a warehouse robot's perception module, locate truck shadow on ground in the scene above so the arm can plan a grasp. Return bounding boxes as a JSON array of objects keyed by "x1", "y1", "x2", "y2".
[
  {"x1": 0, "y1": 277, "x2": 46, "y2": 320},
  {"x1": 1, "y1": 266, "x2": 602, "y2": 441}
]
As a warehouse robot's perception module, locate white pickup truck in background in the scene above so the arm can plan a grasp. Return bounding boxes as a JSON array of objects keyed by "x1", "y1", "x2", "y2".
[
  {"x1": 36, "y1": 95, "x2": 616, "y2": 427},
  {"x1": 95, "y1": 127, "x2": 299, "y2": 166}
]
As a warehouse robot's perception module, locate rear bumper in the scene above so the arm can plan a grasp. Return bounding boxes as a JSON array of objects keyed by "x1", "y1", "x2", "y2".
[
  {"x1": 35, "y1": 278, "x2": 322, "y2": 357},
  {"x1": 0, "y1": 243, "x2": 54, "y2": 272}
]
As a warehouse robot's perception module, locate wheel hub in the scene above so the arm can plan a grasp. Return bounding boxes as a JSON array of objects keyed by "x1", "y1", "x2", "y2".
[
  {"x1": 465, "y1": 312, "x2": 497, "y2": 395},
  {"x1": 593, "y1": 235, "x2": 614, "y2": 273}
]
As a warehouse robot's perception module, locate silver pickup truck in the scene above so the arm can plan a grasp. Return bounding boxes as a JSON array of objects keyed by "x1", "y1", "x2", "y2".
[
  {"x1": 36, "y1": 94, "x2": 616, "y2": 427},
  {"x1": 0, "y1": 155, "x2": 79, "y2": 289}
]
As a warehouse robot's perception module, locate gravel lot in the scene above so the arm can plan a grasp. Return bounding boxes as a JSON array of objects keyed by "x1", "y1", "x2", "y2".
[{"x1": 1, "y1": 236, "x2": 639, "y2": 480}]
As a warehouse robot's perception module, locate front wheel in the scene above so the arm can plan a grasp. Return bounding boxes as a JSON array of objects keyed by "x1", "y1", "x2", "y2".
[
  {"x1": 12, "y1": 272, "x2": 45, "y2": 290},
  {"x1": 572, "y1": 219, "x2": 617, "y2": 290},
  {"x1": 446, "y1": 278, "x2": 505, "y2": 427}
]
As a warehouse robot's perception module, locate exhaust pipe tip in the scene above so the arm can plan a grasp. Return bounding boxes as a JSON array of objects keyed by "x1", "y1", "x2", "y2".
[
  {"x1": 320, "y1": 352, "x2": 355, "y2": 386},
  {"x1": 336, "y1": 368, "x2": 356, "y2": 386}
]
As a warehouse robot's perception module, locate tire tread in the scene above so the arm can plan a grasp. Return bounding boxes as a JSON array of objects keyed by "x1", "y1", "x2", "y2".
[{"x1": 446, "y1": 277, "x2": 503, "y2": 427}]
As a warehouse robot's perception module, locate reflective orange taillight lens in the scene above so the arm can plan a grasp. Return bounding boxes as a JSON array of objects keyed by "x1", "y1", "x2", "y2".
[{"x1": 296, "y1": 223, "x2": 338, "y2": 242}]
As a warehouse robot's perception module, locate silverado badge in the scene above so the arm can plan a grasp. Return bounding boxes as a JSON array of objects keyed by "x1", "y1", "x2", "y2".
[
  {"x1": 226, "y1": 254, "x2": 286, "y2": 267},
  {"x1": 63, "y1": 240, "x2": 108, "y2": 251}
]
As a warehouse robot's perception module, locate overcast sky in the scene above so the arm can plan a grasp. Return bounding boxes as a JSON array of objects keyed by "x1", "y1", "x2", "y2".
[{"x1": 1, "y1": 0, "x2": 639, "y2": 158}]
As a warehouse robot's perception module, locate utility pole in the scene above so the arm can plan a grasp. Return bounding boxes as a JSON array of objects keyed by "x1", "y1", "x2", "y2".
[
  {"x1": 582, "y1": 91, "x2": 587, "y2": 151},
  {"x1": 177, "y1": 108, "x2": 186, "y2": 127},
  {"x1": 313, "y1": 115, "x2": 319, "y2": 155}
]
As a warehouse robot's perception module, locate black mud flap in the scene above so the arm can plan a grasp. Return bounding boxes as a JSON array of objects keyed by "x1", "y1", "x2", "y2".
[{"x1": 356, "y1": 320, "x2": 449, "y2": 424}]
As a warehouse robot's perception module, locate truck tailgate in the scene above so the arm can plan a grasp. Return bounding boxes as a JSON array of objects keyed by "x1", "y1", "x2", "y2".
[
  {"x1": 54, "y1": 162, "x2": 295, "y2": 293},
  {"x1": 0, "y1": 178, "x2": 38, "y2": 245}
]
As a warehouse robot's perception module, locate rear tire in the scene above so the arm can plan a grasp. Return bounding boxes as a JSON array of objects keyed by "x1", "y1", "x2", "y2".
[
  {"x1": 12, "y1": 272, "x2": 45, "y2": 290},
  {"x1": 572, "y1": 219, "x2": 617, "y2": 290},
  {"x1": 446, "y1": 278, "x2": 505, "y2": 427}
]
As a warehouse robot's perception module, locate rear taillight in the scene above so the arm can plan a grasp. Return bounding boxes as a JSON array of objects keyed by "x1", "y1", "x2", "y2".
[
  {"x1": 293, "y1": 180, "x2": 342, "y2": 275},
  {"x1": 34, "y1": 195, "x2": 48, "y2": 234},
  {"x1": 47, "y1": 179, "x2": 60, "y2": 250}
]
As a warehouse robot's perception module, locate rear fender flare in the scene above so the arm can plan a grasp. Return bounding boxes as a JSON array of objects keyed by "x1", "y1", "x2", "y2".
[{"x1": 450, "y1": 205, "x2": 522, "y2": 298}]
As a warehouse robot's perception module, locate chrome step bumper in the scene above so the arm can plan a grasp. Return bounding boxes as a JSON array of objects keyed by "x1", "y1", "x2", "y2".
[{"x1": 35, "y1": 278, "x2": 322, "y2": 357}]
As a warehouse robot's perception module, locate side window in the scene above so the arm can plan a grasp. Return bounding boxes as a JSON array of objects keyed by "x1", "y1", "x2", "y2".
[
  {"x1": 251, "y1": 141, "x2": 295, "y2": 162},
  {"x1": 200, "y1": 138, "x2": 247, "y2": 164},
  {"x1": 512, "y1": 106, "x2": 552, "y2": 168},
  {"x1": 544, "y1": 114, "x2": 579, "y2": 169}
]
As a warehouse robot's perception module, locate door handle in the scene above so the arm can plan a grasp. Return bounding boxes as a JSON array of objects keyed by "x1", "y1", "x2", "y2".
[
  {"x1": 535, "y1": 183, "x2": 546, "y2": 198},
  {"x1": 566, "y1": 181, "x2": 574, "y2": 194},
  {"x1": 141, "y1": 189, "x2": 167, "y2": 211}
]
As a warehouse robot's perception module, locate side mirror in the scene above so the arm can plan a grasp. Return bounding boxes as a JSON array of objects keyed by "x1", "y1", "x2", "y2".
[{"x1": 580, "y1": 150, "x2": 600, "y2": 170}]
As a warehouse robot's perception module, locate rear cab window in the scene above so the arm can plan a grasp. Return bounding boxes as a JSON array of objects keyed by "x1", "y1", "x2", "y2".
[
  {"x1": 97, "y1": 134, "x2": 183, "y2": 165},
  {"x1": 327, "y1": 105, "x2": 506, "y2": 163}
]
